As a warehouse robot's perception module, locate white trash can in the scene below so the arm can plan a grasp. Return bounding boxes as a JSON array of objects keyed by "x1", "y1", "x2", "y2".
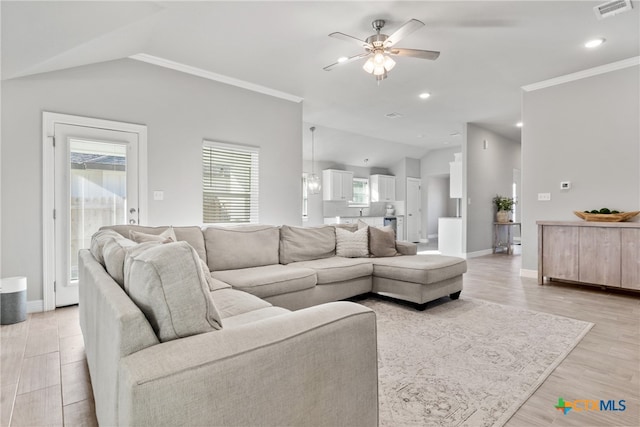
[{"x1": 0, "y1": 276, "x2": 27, "y2": 325}]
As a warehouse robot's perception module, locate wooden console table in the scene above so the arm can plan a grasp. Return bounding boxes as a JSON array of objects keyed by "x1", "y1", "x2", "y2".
[
  {"x1": 537, "y1": 221, "x2": 640, "y2": 290},
  {"x1": 493, "y1": 222, "x2": 521, "y2": 255}
]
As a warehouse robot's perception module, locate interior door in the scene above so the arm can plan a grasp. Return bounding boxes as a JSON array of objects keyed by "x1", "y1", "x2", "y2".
[
  {"x1": 406, "y1": 178, "x2": 421, "y2": 243},
  {"x1": 54, "y1": 124, "x2": 139, "y2": 307}
]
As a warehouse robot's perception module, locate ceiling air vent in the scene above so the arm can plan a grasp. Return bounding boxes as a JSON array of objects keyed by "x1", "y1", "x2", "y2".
[
  {"x1": 594, "y1": 0, "x2": 633, "y2": 20},
  {"x1": 385, "y1": 112, "x2": 403, "y2": 119}
]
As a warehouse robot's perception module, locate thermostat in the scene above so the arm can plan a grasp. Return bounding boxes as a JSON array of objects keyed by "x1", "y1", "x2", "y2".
[{"x1": 560, "y1": 181, "x2": 571, "y2": 190}]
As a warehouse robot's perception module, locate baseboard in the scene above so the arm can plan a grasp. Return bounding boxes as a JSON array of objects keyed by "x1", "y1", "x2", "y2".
[
  {"x1": 520, "y1": 269, "x2": 538, "y2": 279},
  {"x1": 466, "y1": 249, "x2": 493, "y2": 258},
  {"x1": 27, "y1": 299, "x2": 44, "y2": 313}
]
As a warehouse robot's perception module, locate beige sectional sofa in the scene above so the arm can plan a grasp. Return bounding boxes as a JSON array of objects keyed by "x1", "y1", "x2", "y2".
[{"x1": 79, "y1": 223, "x2": 466, "y2": 426}]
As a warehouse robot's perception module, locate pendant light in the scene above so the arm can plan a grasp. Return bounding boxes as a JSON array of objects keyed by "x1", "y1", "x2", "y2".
[{"x1": 307, "y1": 126, "x2": 321, "y2": 194}]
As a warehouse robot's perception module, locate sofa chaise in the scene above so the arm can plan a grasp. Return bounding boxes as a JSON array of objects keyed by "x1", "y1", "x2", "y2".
[{"x1": 79, "y1": 223, "x2": 466, "y2": 426}]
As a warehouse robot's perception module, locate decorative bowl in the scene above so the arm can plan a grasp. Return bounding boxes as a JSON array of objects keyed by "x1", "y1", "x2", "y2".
[{"x1": 573, "y1": 211, "x2": 640, "y2": 222}]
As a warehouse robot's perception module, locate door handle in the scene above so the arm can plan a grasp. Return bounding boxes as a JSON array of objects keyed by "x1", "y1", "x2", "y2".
[
  {"x1": 129, "y1": 219, "x2": 136, "y2": 224},
  {"x1": 129, "y1": 208, "x2": 137, "y2": 214}
]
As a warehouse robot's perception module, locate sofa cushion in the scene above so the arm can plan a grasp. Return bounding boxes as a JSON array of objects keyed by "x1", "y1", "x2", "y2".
[
  {"x1": 279, "y1": 225, "x2": 336, "y2": 264},
  {"x1": 211, "y1": 265, "x2": 317, "y2": 298},
  {"x1": 89, "y1": 229, "x2": 123, "y2": 265},
  {"x1": 222, "y1": 306, "x2": 291, "y2": 329},
  {"x1": 129, "y1": 227, "x2": 176, "y2": 244},
  {"x1": 102, "y1": 237, "x2": 138, "y2": 288},
  {"x1": 101, "y1": 225, "x2": 207, "y2": 262},
  {"x1": 371, "y1": 255, "x2": 467, "y2": 285},
  {"x1": 199, "y1": 259, "x2": 231, "y2": 291},
  {"x1": 204, "y1": 225, "x2": 280, "y2": 271},
  {"x1": 335, "y1": 227, "x2": 369, "y2": 258},
  {"x1": 369, "y1": 226, "x2": 398, "y2": 257},
  {"x1": 288, "y1": 257, "x2": 373, "y2": 285},
  {"x1": 125, "y1": 241, "x2": 222, "y2": 342},
  {"x1": 210, "y1": 288, "x2": 273, "y2": 319}
]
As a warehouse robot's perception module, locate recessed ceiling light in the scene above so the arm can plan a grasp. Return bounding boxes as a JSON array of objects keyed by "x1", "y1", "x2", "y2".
[
  {"x1": 585, "y1": 38, "x2": 605, "y2": 48},
  {"x1": 337, "y1": 56, "x2": 349, "y2": 63},
  {"x1": 516, "y1": 122, "x2": 523, "y2": 128},
  {"x1": 419, "y1": 92, "x2": 431, "y2": 99}
]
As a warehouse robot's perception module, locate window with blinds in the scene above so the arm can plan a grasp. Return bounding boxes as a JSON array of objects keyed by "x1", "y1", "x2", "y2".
[{"x1": 202, "y1": 141, "x2": 259, "y2": 224}]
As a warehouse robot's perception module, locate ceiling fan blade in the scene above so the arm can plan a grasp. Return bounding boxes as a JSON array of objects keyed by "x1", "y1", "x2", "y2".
[
  {"x1": 387, "y1": 48, "x2": 440, "y2": 60},
  {"x1": 384, "y1": 19, "x2": 425, "y2": 47},
  {"x1": 323, "y1": 52, "x2": 371, "y2": 71},
  {"x1": 329, "y1": 32, "x2": 372, "y2": 49}
]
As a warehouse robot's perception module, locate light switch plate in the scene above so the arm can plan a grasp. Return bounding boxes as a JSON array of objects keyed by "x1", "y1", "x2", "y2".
[
  {"x1": 153, "y1": 191, "x2": 164, "y2": 201},
  {"x1": 538, "y1": 192, "x2": 551, "y2": 201}
]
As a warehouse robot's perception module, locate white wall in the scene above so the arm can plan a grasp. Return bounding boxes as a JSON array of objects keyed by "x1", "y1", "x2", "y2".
[
  {"x1": 521, "y1": 64, "x2": 640, "y2": 271},
  {"x1": 466, "y1": 123, "x2": 521, "y2": 253},
  {"x1": 426, "y1": 176, "x2": 448, "y2": 237},
  {"x1": 420, "y1": 146, "x2": 461, "y2": 240},
  {"x1": 1, "y1": 59, "x2": 303, "y2": 302}
]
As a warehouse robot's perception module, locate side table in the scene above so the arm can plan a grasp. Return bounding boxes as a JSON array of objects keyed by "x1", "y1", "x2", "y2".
[{"x1": 493, "y1": 222, "x2": 521, "y2": 255}]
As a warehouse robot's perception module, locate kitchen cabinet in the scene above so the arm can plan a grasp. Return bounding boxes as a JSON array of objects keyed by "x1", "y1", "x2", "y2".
[
  {"x1": 370, "y1": 175, "x2": 396, "y2": 202},
  {"x1": 538, "y1": 221, "x2": 640, "y2": 291},
  {"x1": 322, "y1": 169, "x2": 354, "y2": 201}
]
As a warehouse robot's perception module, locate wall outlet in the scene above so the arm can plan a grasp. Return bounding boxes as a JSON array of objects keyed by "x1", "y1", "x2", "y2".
[
  {"x1": 153, "y1": 191, "x2": 164, "y2": 201},
  {"x1": 538, "y1": 192, "x2": 551, "y2": 201},
  {"x1": 560, "y1": 181, "x2": 571, "y2": 190}
]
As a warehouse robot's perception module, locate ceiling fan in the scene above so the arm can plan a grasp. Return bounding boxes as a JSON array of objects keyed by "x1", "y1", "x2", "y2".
[{"x1": 323, "y1": 19, "x2": 440, "y2": 82}]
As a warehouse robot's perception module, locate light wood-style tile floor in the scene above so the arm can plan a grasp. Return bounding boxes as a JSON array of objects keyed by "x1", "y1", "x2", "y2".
[{"x1": 1, "y1": 253, "x2": 638, "y2": 426}]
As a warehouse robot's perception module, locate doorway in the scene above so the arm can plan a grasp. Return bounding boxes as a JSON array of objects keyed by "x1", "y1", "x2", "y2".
[{"x1": 43, "y1": 113, "x2": 147, "y2": 309}]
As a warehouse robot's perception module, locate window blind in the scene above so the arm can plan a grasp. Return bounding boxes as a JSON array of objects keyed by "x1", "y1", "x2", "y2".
[{"x1": 202, "y1": 141, "x2": 259, "y2": 224}]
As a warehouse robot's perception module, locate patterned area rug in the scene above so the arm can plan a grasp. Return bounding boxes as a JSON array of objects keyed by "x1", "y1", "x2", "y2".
[{"x1": 360, "y1": 297, "x2": 593, "y2": 427}]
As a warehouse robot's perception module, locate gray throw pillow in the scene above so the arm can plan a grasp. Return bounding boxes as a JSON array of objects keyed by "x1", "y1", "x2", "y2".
[
  {"x1": 125, "y1": 241, "x2": 223, "y2": 342},
  {"x1": 89, "y1": 229, "x2": 123, "y2": 265},
  {"x1": 335, "y1": 227, "x2": 369, "y2": 258},
  {"x1": 369, "y1": 226, "x2": 398, "y2": 257},
  {"x1": 102, "y1": 237, "x2": 138, "y2": 288},
  {"x1": 129, "y1": 227, "x2": 176, "y2": 243}
]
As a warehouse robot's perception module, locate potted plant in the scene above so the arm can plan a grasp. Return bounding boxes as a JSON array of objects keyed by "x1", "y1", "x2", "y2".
[{"x1": 493, "y1": 195, "x2": 516, "y2": 223}]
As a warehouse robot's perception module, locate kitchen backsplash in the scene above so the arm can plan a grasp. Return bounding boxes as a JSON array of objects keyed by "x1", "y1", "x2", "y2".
[{"x1": 323, "y1": 201, "x2": 405, "y2": 218}]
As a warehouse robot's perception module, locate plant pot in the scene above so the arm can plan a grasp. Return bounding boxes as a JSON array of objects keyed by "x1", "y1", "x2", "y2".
[{"x1": 496, "y1": 210, "x2": 510, "y2": 223}]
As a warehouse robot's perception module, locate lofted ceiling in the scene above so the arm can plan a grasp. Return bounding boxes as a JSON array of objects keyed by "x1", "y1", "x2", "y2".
[{"x1": 2, "y1": 1, "x2": 639, "y2": 168}]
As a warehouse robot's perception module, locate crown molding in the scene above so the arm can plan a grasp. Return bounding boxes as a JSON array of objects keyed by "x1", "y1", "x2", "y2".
[
  {"x1": 522, "y1": 56, "x2": 640, "y2": 92},
  {"x1": 129, "y1": 53, "x2": 304, "y2": 103}
]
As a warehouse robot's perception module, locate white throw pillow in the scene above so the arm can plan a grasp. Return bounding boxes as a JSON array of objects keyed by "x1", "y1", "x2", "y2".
[{"x1": 335, "y1": 226, "x2": 369, "y2": 258}]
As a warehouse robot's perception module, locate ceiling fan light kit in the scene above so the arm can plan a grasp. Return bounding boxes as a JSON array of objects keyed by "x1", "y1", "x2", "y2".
[{"x1": 324, "y1": 18, "x2": 440, "y2": 82}]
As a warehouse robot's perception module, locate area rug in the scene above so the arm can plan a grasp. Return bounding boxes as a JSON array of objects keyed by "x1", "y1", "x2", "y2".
[{"x1": 360, "y1": 297, "x2": 593, "y2": 427}]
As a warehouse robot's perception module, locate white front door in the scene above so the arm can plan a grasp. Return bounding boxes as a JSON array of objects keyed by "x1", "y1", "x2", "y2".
[
  {"x1": 54, "y1": 124, "x2": 139, "y2": 307},
  {"x1": 406, "y1": 178, "x2": 421, "y2": 243}
]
